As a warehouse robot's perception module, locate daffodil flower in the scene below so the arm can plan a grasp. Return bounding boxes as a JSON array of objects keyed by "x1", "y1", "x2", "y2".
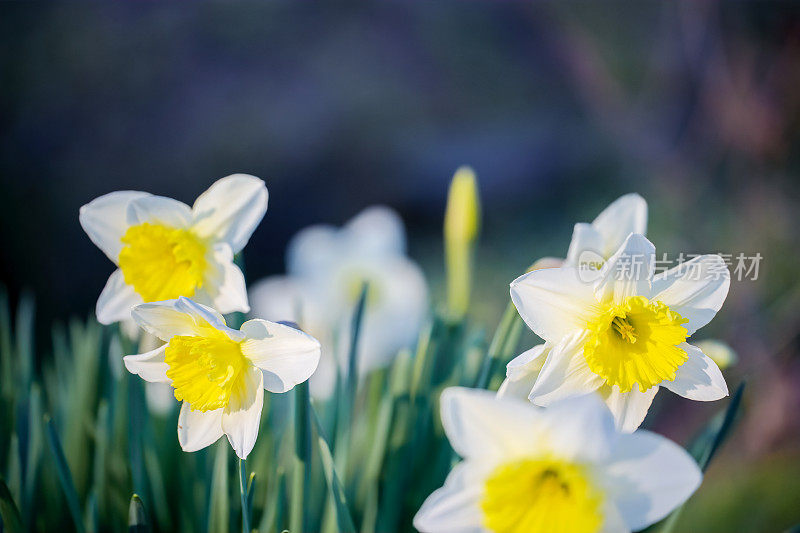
[
  {"x1": 414, "y1": 388, "x2": 702, "y2": 533},
  {"x1": 533, "y1": 193, "x2": 647, "y2": 272},
  {"x1": 504, "y1": 233, "x2": 730, "y2": 432},
  {"x1": 80, "y1": 174, "x2": 268, "y2": 324},
  {"x1": 123, "y1": 297, "x2": 320, "y2": 459},
  {"x1": 249, "y1": 206, "x2": 427, "y2": 398}
]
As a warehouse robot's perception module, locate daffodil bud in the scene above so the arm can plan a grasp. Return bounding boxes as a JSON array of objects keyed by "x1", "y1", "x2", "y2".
[{"x1": 444, "y1": 166, "x2": 481, "y2": 321}]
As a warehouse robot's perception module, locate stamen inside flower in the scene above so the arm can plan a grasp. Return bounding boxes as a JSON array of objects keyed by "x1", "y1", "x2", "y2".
[
  {"x1": 165, "y1": 330, "x2": 249, "y2": 412},
  {"x1": 584, "y1": 295, "x2": 689, "y2": 392},
  {"x1": 119, "y1": 223, "x2": 209, "y2": 302},
  {"x1": 481, "y1": 457, "x2": 603, "y2": 533}
]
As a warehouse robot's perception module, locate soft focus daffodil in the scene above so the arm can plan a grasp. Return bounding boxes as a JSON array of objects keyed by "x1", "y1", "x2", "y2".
[
  {"x1": 504, "y1": 234, "x2": 730, "y2": 432},
  {"x1": 80, "y1": 174, "x2": 268, "y2": 324},
  {"x1": 249, "y1": 206, "x2": 427, "y2": 398},
  {"x1": 414, "y1": 388, "x2": 702, "y2": 533},
  {"x1": 124, "y1": 297, "x2": 320, "y2": 459}
]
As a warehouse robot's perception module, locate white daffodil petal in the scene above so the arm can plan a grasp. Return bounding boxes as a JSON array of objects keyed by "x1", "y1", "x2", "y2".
[
  {"x1": 123, "y1": 345, "x2": 169, "y2": 383},
  {"x1": 222, "y1": 368, "x2": 264, "y2": 460},
  {"x1": 287, "y1": 224, "x2": 340, "y2": 279},
  {"x1": 131, "y1": 297, "x2": 237, "y2": 342},
  {"x1": 600, "y1": 501, "x2": 632, "y2": 533},
  {"x1": 540, "y1": 394, "x2": 618, "y2": 463},
  {"x1": 412, "y1": 461, "x2": 487, "y2": 533},
  {"x1": 497, "y1": 344, "x2": 549, "y2": 400},
  {"x1": 239, "y1": 319, "x2": 321, "y2": 393},
  {"x1": 440, "y1": 387, "x2": 548, "y2": 461},
  {"x1": 529, "y1": 333, "x2": 604, "y2": 406},
  {"x1": 565, "y1": 223, "x2": 606, "y2": 267},
  {"x1": 208, "y1": 243, "x2": 249, "y2": 314},
  {"x1": 79, "y1": 191, "x2": 150, "y2": 263},
  {"x1": 510, "y1": 267, "x2": 601, "y2": 342},
  {"x1": 96, "y1": 269, "x2": 143, "y2": 325},
  {"x1": 126, "y1": 195, "x2": 193, "y2": 228},
  {"x1": 344, "y1": 205, "x2": 407, "y2": 256},
  {"x1": 605, "y1": 430, "x2": 701, "y2": 531},
  {"x1": 651, "y1": 254, "x2": 730, "y2": 335},
  {"x1": 594, "y1": 233, "x2": 654, "y2": 305},
  {"x1": 248, "y1": 276, "x2": 306, "y2": 324},
  {"x1": 600, "y1": 384, "x2": 659, "y2": 433},
  {"x1": 661, "y1": 343, "x2": 728, "y2": 401},
  {"x1": 177, "y1": 402, "x2": 224, "y2": 452},
  {"x1": 191, "y1": 174, "x2": 268, "y2": 253},
  {"x1": 592, "y1": 193, "x2": 647, "y2": 258}
]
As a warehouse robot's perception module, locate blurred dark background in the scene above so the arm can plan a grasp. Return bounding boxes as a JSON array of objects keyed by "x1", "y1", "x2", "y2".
[{"x1": 2, "y1": 3, "x2": 800, "y2": 530}]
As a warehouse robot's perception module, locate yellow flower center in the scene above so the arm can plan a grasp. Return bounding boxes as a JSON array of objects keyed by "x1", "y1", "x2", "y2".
[
  {"x1": 165, "y1": 329, "x2": 249, "y2": 412},
  {"x1": 118, "y1": 223, "x2": 209, "y2": 302},
  {"x1": 481, "y1": 457, "x2": 603, "y2": 533},
  {"x1": 584, "y1": 295, "x2": 689, "y2": 393}
]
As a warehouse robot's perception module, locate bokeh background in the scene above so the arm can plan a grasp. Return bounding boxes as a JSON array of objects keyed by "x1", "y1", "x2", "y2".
[{"x1": 2, "y1": 3, "x2": 800, "y2": 531}]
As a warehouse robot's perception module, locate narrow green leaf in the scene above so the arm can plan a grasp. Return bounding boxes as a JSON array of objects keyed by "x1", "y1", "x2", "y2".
[
  {"x1": 208, "y1": 441, "x2": 230, "y2": 533},
  {"x1": 44, "y1": 415, "x2": 85, "y2": 533},
  {"x1": 474, "y1": 300, "x2": 521, "y2": 389},
  {"x1": 658, "y1": 382, "x2": 746, "y2": 533},
  {"x1": 290, "y1": 381, "x2": 311, "y2": 533},
  {"x1": 128, "y1": 493, "x2": 149, "y2": 533},
  {"x1": 0, "y1": 477, "x2": 23, "y2": 533},
  {"x1": 311, "y1": 406, "x2": 356, "y2": 533}
]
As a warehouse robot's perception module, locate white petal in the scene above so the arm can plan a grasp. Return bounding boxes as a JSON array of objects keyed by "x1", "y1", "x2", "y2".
[
  {"x1": 599, "y1": 384, "x2": 659, "y2": 433},
  {"x1": 344, "y1": 205, "x2": 406, "y2": 257},
  {"x1": 287, "y1": 224, "x2": 340, "y2": 279},
  {"x1": 529, "y1": 332, "x2": 604, "y2": 406},
  {"x1": 510, "y1": 267, "x2": 601, "y2": 342},
  {"x1": 412, "y1": 461, "x2": 487, "y2": 533},
  {"x1": 661, "y1": 343, "x2": 728, "y2": 401},
  {"x1": 126, "y1": 195, "x2": 193, "y2": 228},
  {"x1": 600, "y1": 501, "x2": 631, "y2": 533},
  {"x1": 96, "y1": 269, "x2": 143, "y2": 325},
  {"x1": 177, "y1": 402, "x2": 224, "y2": 452},
  {"x1": 440, "y1": 387, "x2": 549, "y2": 461},
  {"x1": 222, "y1": 368, "x2": 264, "y2": 459},
  {"x1": 540, "y1": 394, "x2": 618, "y2": 463},
  {"x1": 79, "y1": 191, "x2": 150, "y2": 262},
  {"x1": 144, "y1": 382, "x2": 177, "y2": 416},
  {"x1": 123, "y1": 345, "x2": 169, "y2": 383},
  {"x1": 565, "y1": 223, "x2": 606, "y2": 268},
  {"x1": 604, "y1": 430, "x2": 701, "y2": 531},
  {"x1": 239, "y1": 319, "x2": 321, "y2": 393},
  {"x1": 651, "y1": 254, "x2": 730, "y2": 335},
  {"x1": 592, "y1": 193, "x2": 648, "y2": 258},
  {"x1": 248, "y1": 276, "x2": 306, "y2": 324},
  {"x1": 206, "y1": 243, "x2": 249, "y2": 314},
  {"x1": 594, "y1": 233, "x2": 654, "y2": 305},
  {"x1": 131, "y1": 297, "x2": 239, "y2": 342},
  {"x1": 497, "y1": 344, "x2": 549, "y2": 400},
  {"x1": 191, "y1": 174, "x2": 268, "y2": 253}
]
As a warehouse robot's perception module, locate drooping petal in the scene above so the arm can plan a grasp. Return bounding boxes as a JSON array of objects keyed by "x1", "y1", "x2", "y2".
[
  {"x1": 510, "y1": 267, "x2": 601, "y2": 342},
  {"x1": 239, "y1": 319, "x2": 321, "y2": 393},
  {"x1": 440, "y1": 387, "x2": 549, "y2": 461},
  {"x1": 591, "y1": 193, "x2": 647, "y2": 258},
  {"x1": 594, "y1": 233, "x2": 654, "y2": 305},
  {"x1": 222, "y1": 367, "x2": 264, "y2": 459},
  {"x1": 497, "y1": 344, "x2": 549, "y2": 400},
  {"x1": 412, "y1": 460, "x2": 488, "y2": 533},
  {"x1": 96, "y1": 269, "x2": 143, "y2": 325},
  {"x1": 126, "y1": 195, "x2": 193, "y2": 228},
  {"x1": 650, "y1": 254, "x2": 730, "y2": 335},
  {"x1": 539, "y1": 394, "x2": 618, "y2": 463},
  {"x1": 565, "y1": 223, "x2": 606, "y2": 268},
  {"x1": 604, "y1": 430, "x2": 701, "y2": 531},
  {"x1": 661, "y1": 343, "x2": 728, "y2": 401},
  {"x1": 206, "y1": 243, "x2": 249, "y2": 314},
  {"x1": 191, "y1": 174, "x2": 268, "y2": 253},
  {"x1": 79, "y1": 191, "x2": 150, "y2": 263},
  {"x1": 177, "y1": 402, "x2": 224, "y2": 452},
  {"x1": 599, "y1": 384, "x2": 659, "y2": 433},
  {"x1": 123, "y1": 345, "x2": 169, "y2": 383},
  {"x1": 131, "y1": 297, "x2": 239, "y2": 342},
  {"x1": 529, "y1": 332, "x2": 604, "y2": 406}
]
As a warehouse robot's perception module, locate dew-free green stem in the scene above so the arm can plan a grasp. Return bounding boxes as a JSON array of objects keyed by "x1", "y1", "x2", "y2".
[
  {"x1": 238, "y1": 459, "x2": 250, "y2": 533},
  {"x1": 474, "y1": 300, "x2": 522, "y2": 389}
]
